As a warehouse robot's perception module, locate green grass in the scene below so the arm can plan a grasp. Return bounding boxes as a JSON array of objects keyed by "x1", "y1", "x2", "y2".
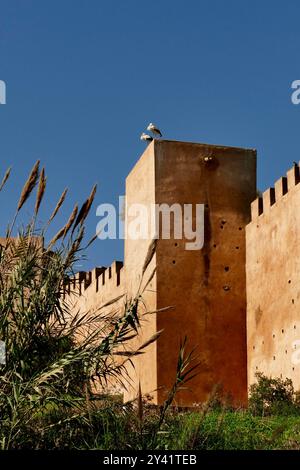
[
  {"x1": 5, "y1": 404, "x2": 300, "y2": 450},
  {"x1": 166, "y1": 410, "x2": 300, "y2": 450}
]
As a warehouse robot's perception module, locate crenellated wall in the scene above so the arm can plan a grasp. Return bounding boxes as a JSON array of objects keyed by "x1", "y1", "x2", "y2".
[
  {"x1": 247, "y1": 162, "x2": 300, "y2": 390},
  {"x1": 64, "y1": 261, "x2": 125, "y2": 315},
  {"x1": 7, "y1": 139, "x2": 300, "y2": 404},
  {"x1": 63, "y1": 141, "x2": 300, "y2": 402},
  {"x1": 63, "y1": 139, "x2": 258, "y2": 406}
]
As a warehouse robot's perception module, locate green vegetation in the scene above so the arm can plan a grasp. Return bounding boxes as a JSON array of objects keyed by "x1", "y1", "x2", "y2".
[
  {"x1": 2, "y1": 399, "x2": 300, "y2": 450},
  {"x1": 1, "y1": 162, "x2": 300, "y2": 450},
  {"x1": 0, "y1": 162, "x2": 162, "y2": 449}
]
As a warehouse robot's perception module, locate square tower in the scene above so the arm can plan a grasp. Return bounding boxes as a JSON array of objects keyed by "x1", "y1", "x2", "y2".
[{"x1": 124, "y1": 140, "x2": 257, "y2": 406}]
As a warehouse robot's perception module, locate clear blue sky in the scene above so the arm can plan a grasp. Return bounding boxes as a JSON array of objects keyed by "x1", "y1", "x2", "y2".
[{"x1": 0, "y1": 0, "x2": 299, "y2": 269}]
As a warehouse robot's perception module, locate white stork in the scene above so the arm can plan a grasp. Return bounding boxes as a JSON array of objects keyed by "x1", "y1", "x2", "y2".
[
  {"x1": 147, "y1": 122, "x2": 162, "y2": 138},
  {"x1": 140, "y1": 132, "x2": 153, "y2": 142}
]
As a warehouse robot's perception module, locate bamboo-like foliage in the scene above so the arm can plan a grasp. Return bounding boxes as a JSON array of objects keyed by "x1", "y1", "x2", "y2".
[
  {"x1": 148, "y1": 337, "x2": 200, "y2": 448},
  {"x1": 0, "y1": 163, "x2": 165, "y2": 449},
  {"x1": 157, "y1": 336, "x2": 200, "y2": 428}
]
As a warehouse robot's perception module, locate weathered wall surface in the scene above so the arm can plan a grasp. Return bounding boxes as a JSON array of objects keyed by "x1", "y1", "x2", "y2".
[
  {"x1": 153, "y1": 140, "x2": 256, "y2": 406},
  {"x1": 123, "y1": 141, "x2": 158, "y2": 402},
  {"x1": 247, "y1": 164, "x2": 300, "y2": 390},
  {"x1": 63, "y1": 261, "x2": 127, "y2": 394},
  {"x1": 63, "y1": 261, "x2": 125, "y2": 315},
  {"x1": 64, "y1": 139, "x2": 257, "y2": 406},
  {"x1": 63, "y1": 143, "x2": 158, "y2": 401}
]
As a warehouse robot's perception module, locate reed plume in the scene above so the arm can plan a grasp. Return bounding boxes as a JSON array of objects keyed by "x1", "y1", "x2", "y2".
[
  {"x1": 72, "y1": 184, "x2": 97, "y2": 234},
  {"x1": 17, "y1": 160, "x2": 40, "y2": 211},
  {"x1": 0, "y1": 167, "x2": 11, "y2": 192},
  {"x1": 63, "y1": 204, "x2": 78, "y2": 238},
  {"x1": 34, "y1": 168, "x2": 47, "y2": 216},
  {"x1": 49, "y1": 188, "x2": 68, "y2": 223}
]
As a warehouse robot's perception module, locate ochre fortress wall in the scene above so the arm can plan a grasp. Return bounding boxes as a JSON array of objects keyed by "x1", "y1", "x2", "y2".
[
  {"x1": 65, "y1": 140, "x2": 258, "y2": 406},
  {"x1": 62, "y1": 140, "x2": 300, "y2": 406},
  {"x1": 247, "y1": 163, "x2": 300, "y2": 391}
]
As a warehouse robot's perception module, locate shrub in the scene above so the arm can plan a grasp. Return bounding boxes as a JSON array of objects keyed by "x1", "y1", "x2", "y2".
[{"x1": 249, "y1": 372, "x2": 300, "y2": 416}]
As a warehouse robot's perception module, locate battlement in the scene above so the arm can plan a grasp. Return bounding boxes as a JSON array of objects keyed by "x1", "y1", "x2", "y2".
[
  {"x1": 250, "y1": 162, "x2": 300, "y2": 220},
  {"x1": 246, "y1": 158, "x2": 300, "y2": 392},
  {"x1": 63, "y1": 261, "x2": 124, "y2": 299},
  {"x1": 62, "y1": 139, "x2": 258, "y2": 406}
]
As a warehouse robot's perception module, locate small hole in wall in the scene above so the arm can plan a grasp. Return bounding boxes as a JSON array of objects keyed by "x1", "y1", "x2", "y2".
[
  {"x1": 235, "y1": 246, "x2": 239, "y2": 250},
  {"x1": 256, "y1": 366, "x2": 258, "y2": 370},
  {"x1": 282, "y1": 329, "x2": 284, "y2": 333},
  {"x1": 273, "y1": 356, "x2": 276, "y2": 360},
  {"x1": 294, "y1": 325, "x2": 297, "y2": 329},
  {"x1": 273, "y1": 334, "x2": 275, "y2": 338},
  {"x1": 224, "y1": 266, "x2": 229, "y2": 272},
  {"x1": 285, "y1": 350, "x2": 288, "y2": 354},
  {"x1": 288, "y1": 280, "x2": 291, "y2": 284},
  {"x1": 253, "y1": 345, "x2": 255, "y2": 350},
  {"x1": 262, "y1": 341, "x2": 264, "y2": 345},
  {"x1": 174, "y1": 242, "x2": 178, "y2": 247},
  {"x1": 293, "y1": 367, "x2": 295, "y2": 371},
  {"x1": 292, "y1": 299, "x2": 295, "y2": 304},
  {"x1": 213, "y1": 244, "x2": 217, "y2": 248},
  {"x1": 220, "y1": 225, "x2": 224, "y2": 229},
  {"x1": 223, "y1": 285, "x2": 230, "y2": 291},
  {"x1": 172, "y1": 260, "x2": 176, "y2": 264},
  {"x1": 238, "y1": 227, "x2": 242, "y2": 231}
]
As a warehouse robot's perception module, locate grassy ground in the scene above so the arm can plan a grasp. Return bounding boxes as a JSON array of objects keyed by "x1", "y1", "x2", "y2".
[
  {"x1": 6, "y1": 403, "x2": 300, "y2": 450},
  {"x1": 167, "y1": 410, "x2": 300, "y2": 450}
]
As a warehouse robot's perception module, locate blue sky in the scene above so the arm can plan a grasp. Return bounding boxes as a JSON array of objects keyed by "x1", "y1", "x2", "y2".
[{"x1": 0, "y1": 0, "x2": 299, "y2": 269}]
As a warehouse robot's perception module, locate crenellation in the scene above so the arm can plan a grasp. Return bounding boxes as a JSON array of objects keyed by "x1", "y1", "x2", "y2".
[
  {"x1": 91, "y1": 267, "x2": 106, "y2": 292},
  {"x1": 99, "y1": 270, "x2": 105, "y2": 288},
  {"x1": 251, "y1": 163, "x2": 300, "y2": 221},
  {"x1": 75, "y1": 271, "x2": 86, "y2": 295},
  {"x1": 64, "y1": 261, "x2": 124, "y2": 299},
  {"x1": 287, "y1": 163, "x2": 300, "y2": 189},
  {"x1": 62, "y1": 277, "x2": 71, "y2": 298},
  {"x1": 262, "y1": 187, "x2": 275, "y2": 211},
  {"x1": 84, "y1": 271, "x2": 92, "y2": 290},
  {"x1": 274, "y1": 176, "x2": 288, "y2": 200},
  {"x1": 251, "y1": 197, "x2": 263, "y2": 219},
  {"x1": 115, "y1": 262, "x2": 123, "y2": 286}
]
